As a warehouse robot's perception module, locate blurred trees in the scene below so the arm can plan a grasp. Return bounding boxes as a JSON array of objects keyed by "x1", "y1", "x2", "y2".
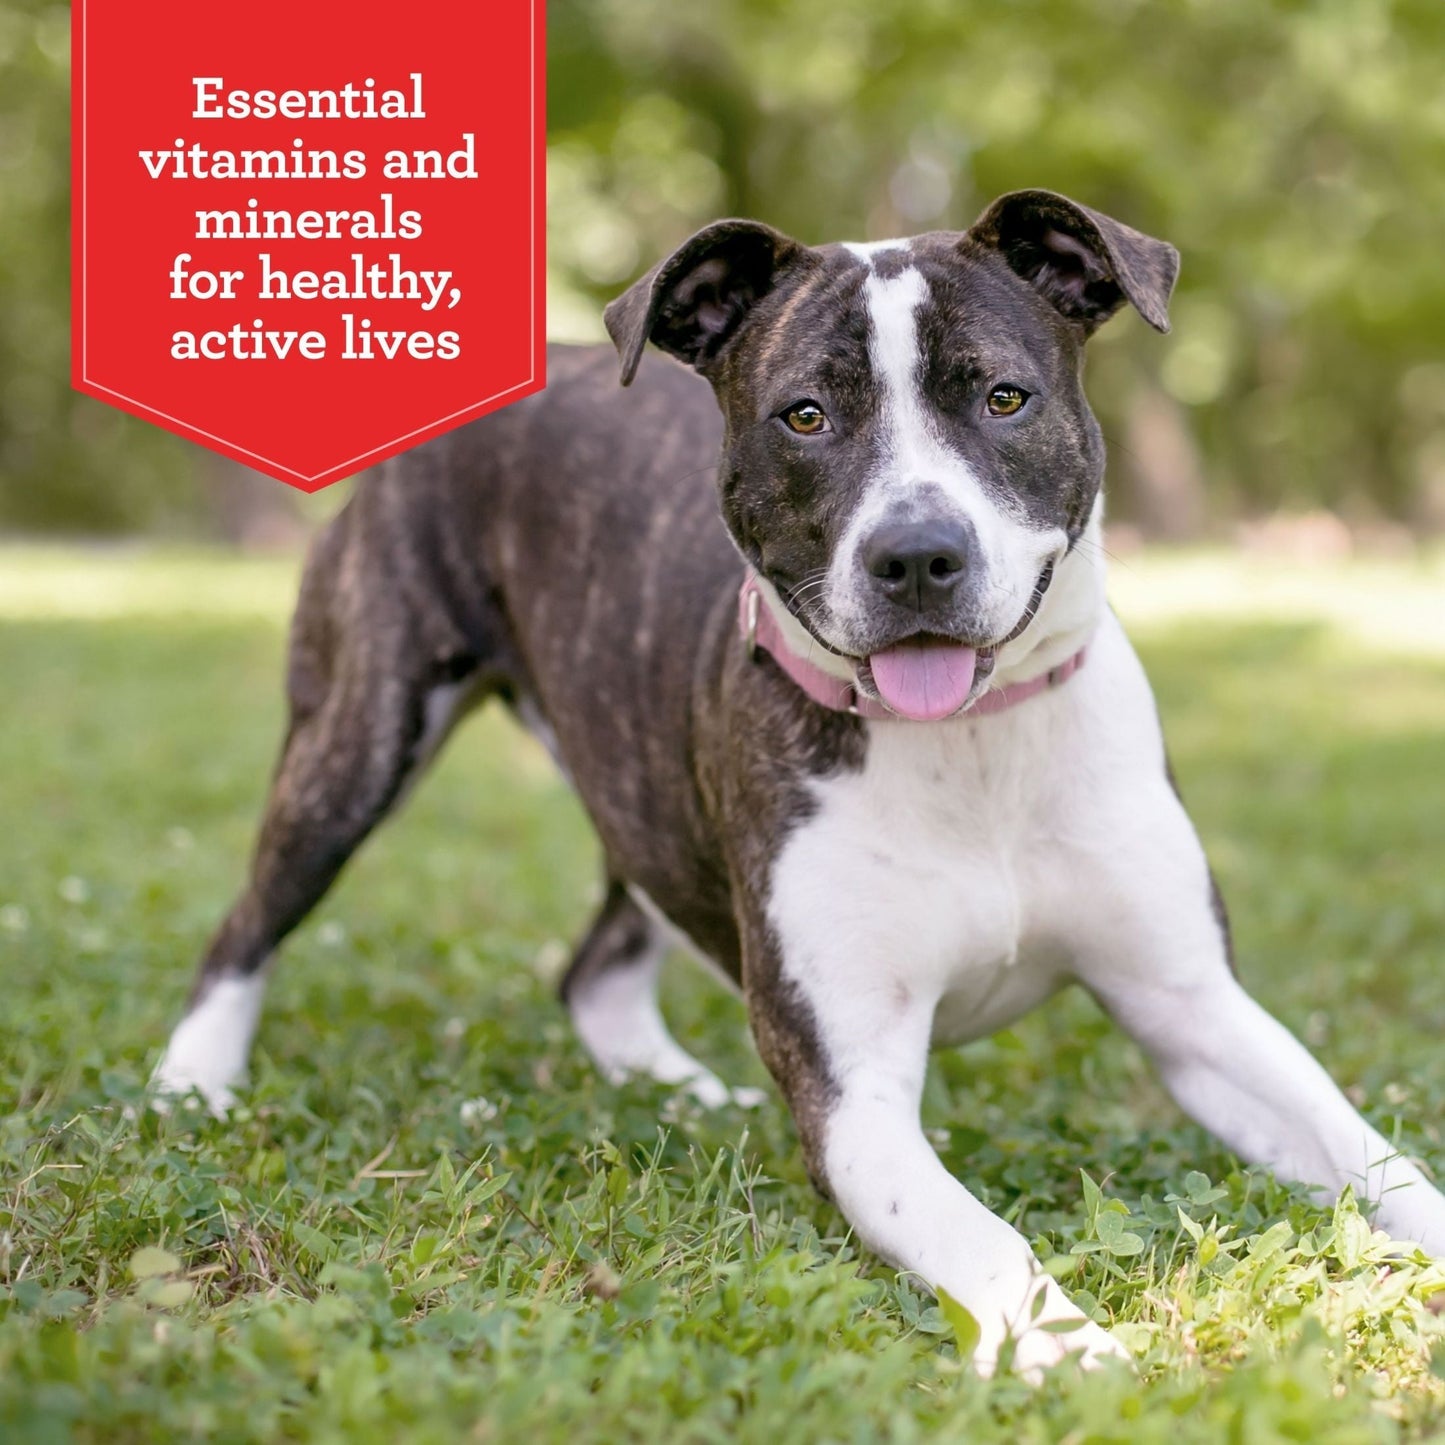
[{"x1": 3, "y1": 0, "x2": 1445, "y2": 534}]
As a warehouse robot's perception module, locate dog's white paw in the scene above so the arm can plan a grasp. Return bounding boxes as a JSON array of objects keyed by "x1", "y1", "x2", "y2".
[
  {"x1": 990, "y1": 1315, "x2": 1131, "y2": 1382},
  {"x1": 148, "y1": 1052, "x2": 238, "y2": 1117},
  {"x1": 1375, "y1": 1186, "x2": 1445, "y2": 1261},
  {"x1": 971, "y1": 1284, "x2": 1132, "y2": 1382},
  {"x1": 148, "y1": 976, "x2": 263, "y2": 1117},
  {"x1": 664, "y1": 1072, "x2": 768, "y2": 1112}
]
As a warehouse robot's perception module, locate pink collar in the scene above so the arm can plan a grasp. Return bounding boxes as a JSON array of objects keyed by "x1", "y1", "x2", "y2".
[{"x1": 738, "y1": 573, "x2": 1087, "y2": 721}]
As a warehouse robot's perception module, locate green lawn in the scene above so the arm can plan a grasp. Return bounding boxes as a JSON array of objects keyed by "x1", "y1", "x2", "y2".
[{"x1": 2, "y1": 543, "x2": 1445, "y2": 1442}]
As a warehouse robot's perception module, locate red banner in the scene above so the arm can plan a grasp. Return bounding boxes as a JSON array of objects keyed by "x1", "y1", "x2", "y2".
[{"x1": 72, "y1": 1, "x2": 545, "y2": 491}]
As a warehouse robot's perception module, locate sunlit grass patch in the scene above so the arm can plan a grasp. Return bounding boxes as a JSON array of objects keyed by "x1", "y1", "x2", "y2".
[{"x1": 1109, "y1": 546, "x2": 1445, "y2": 661}]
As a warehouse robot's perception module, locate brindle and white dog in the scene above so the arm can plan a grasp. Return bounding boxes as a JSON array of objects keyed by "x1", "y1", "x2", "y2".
[{"x1": 154, "y1": 190, "x2": 1445, "y2": 1375}]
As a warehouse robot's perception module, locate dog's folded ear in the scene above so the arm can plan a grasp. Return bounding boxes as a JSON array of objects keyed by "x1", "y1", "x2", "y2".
[
  {"x1": 604, "y1": 220, "x2": 808, "y2": 386},
  {"x1": 969, "y1": 190, "x2": 1178, "y2": 334}
]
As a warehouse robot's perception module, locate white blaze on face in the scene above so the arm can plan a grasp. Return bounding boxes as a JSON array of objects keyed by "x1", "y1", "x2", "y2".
[
  {"x1": 822, "y1": 255, "x2": 1065, "y2": 648},
  {"x1": 841, "y1": 239, "x2": 910, "y2": 263}
]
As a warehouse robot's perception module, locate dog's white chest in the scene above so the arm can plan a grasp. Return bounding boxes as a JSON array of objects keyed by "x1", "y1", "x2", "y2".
[{"x1": 768, "y1": 712, "x2": 1070, "y2": 1054}]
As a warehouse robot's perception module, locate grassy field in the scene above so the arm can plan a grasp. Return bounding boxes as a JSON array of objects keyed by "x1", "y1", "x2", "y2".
[{"x1": 3, "y1": 543, "x2": 1445, "y2": 1442}]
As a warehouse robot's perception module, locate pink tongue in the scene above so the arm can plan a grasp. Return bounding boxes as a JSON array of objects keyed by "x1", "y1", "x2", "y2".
[{"x1": 869, "y1": 643, "x2": 977, "y2": 721}]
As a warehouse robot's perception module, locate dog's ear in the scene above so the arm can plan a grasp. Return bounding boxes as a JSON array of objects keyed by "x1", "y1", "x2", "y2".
[
  {"x1": 603, "y1": 220, "x2": 808, "y2": 386},
  {"x1": 969, "y1": 190, "x2": 1178, "y2": 334}
]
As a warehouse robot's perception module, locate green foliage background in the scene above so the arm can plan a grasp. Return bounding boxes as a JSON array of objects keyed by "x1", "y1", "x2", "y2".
[{"x1": 2, "y1": 0, "x2": 1445, "y2": 532}]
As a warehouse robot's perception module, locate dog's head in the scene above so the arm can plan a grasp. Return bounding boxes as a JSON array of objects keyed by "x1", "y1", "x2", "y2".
[{"x1": 605, "y1": 190, "x2": 1177, "y2": 719}]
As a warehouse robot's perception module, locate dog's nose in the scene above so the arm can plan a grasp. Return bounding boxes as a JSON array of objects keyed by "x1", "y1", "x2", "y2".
[{"x1": 862, "y1": 518, "x2": 974, "y2": 611}]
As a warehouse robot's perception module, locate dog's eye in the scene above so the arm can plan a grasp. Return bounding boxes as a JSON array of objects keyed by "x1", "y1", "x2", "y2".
[
  {"x1": 782, "y1": 401, "x2": 829, "y2": 435},
  {"x1": 986, "y1": 385, "x2": 1029, "y2": 418}
]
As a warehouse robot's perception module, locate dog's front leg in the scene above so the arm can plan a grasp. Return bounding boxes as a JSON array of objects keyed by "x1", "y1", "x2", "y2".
[
  {"x1": 743, "y1": 929, "x2": 1128, "y2": 1379},
  {"x1": 1103, "y1": 967, "x2": 1445, "y2": 1253},
  {"x1": 1075, "y1": 782, "x2": 1445, "y2": 1255}
]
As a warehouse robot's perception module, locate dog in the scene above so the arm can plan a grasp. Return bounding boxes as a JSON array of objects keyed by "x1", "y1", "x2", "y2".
[{"x1": 153, "y1": 189, "x2": 1445, "y2": 1375}]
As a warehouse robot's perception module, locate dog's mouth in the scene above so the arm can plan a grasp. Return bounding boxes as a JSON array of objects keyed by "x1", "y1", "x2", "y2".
[
  {"x1": 856, "y1": 638, "x2": 992, "y2": 722},
  {"x1": 780, "y1": 560, "x2": 1057, "y2": 723}
]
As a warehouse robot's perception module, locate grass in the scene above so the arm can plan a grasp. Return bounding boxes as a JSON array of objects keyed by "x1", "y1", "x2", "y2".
[{"x1": 3, "y1": 541, "x2": 1445, "y2": 1442}]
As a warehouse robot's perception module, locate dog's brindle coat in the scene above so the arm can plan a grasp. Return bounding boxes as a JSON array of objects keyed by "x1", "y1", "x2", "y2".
[{"x1": 156, "y1": 191, "x2": 1445, "y2": 1376}]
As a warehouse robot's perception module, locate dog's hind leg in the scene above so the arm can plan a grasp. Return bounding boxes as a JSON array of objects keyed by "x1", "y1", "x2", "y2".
[
  {"x1": 561, "y1": 883, "x2": 765, "y2": 1109},
  {"x1": 152, "y1": 516, "x2": 492, "y2": 1112}
]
